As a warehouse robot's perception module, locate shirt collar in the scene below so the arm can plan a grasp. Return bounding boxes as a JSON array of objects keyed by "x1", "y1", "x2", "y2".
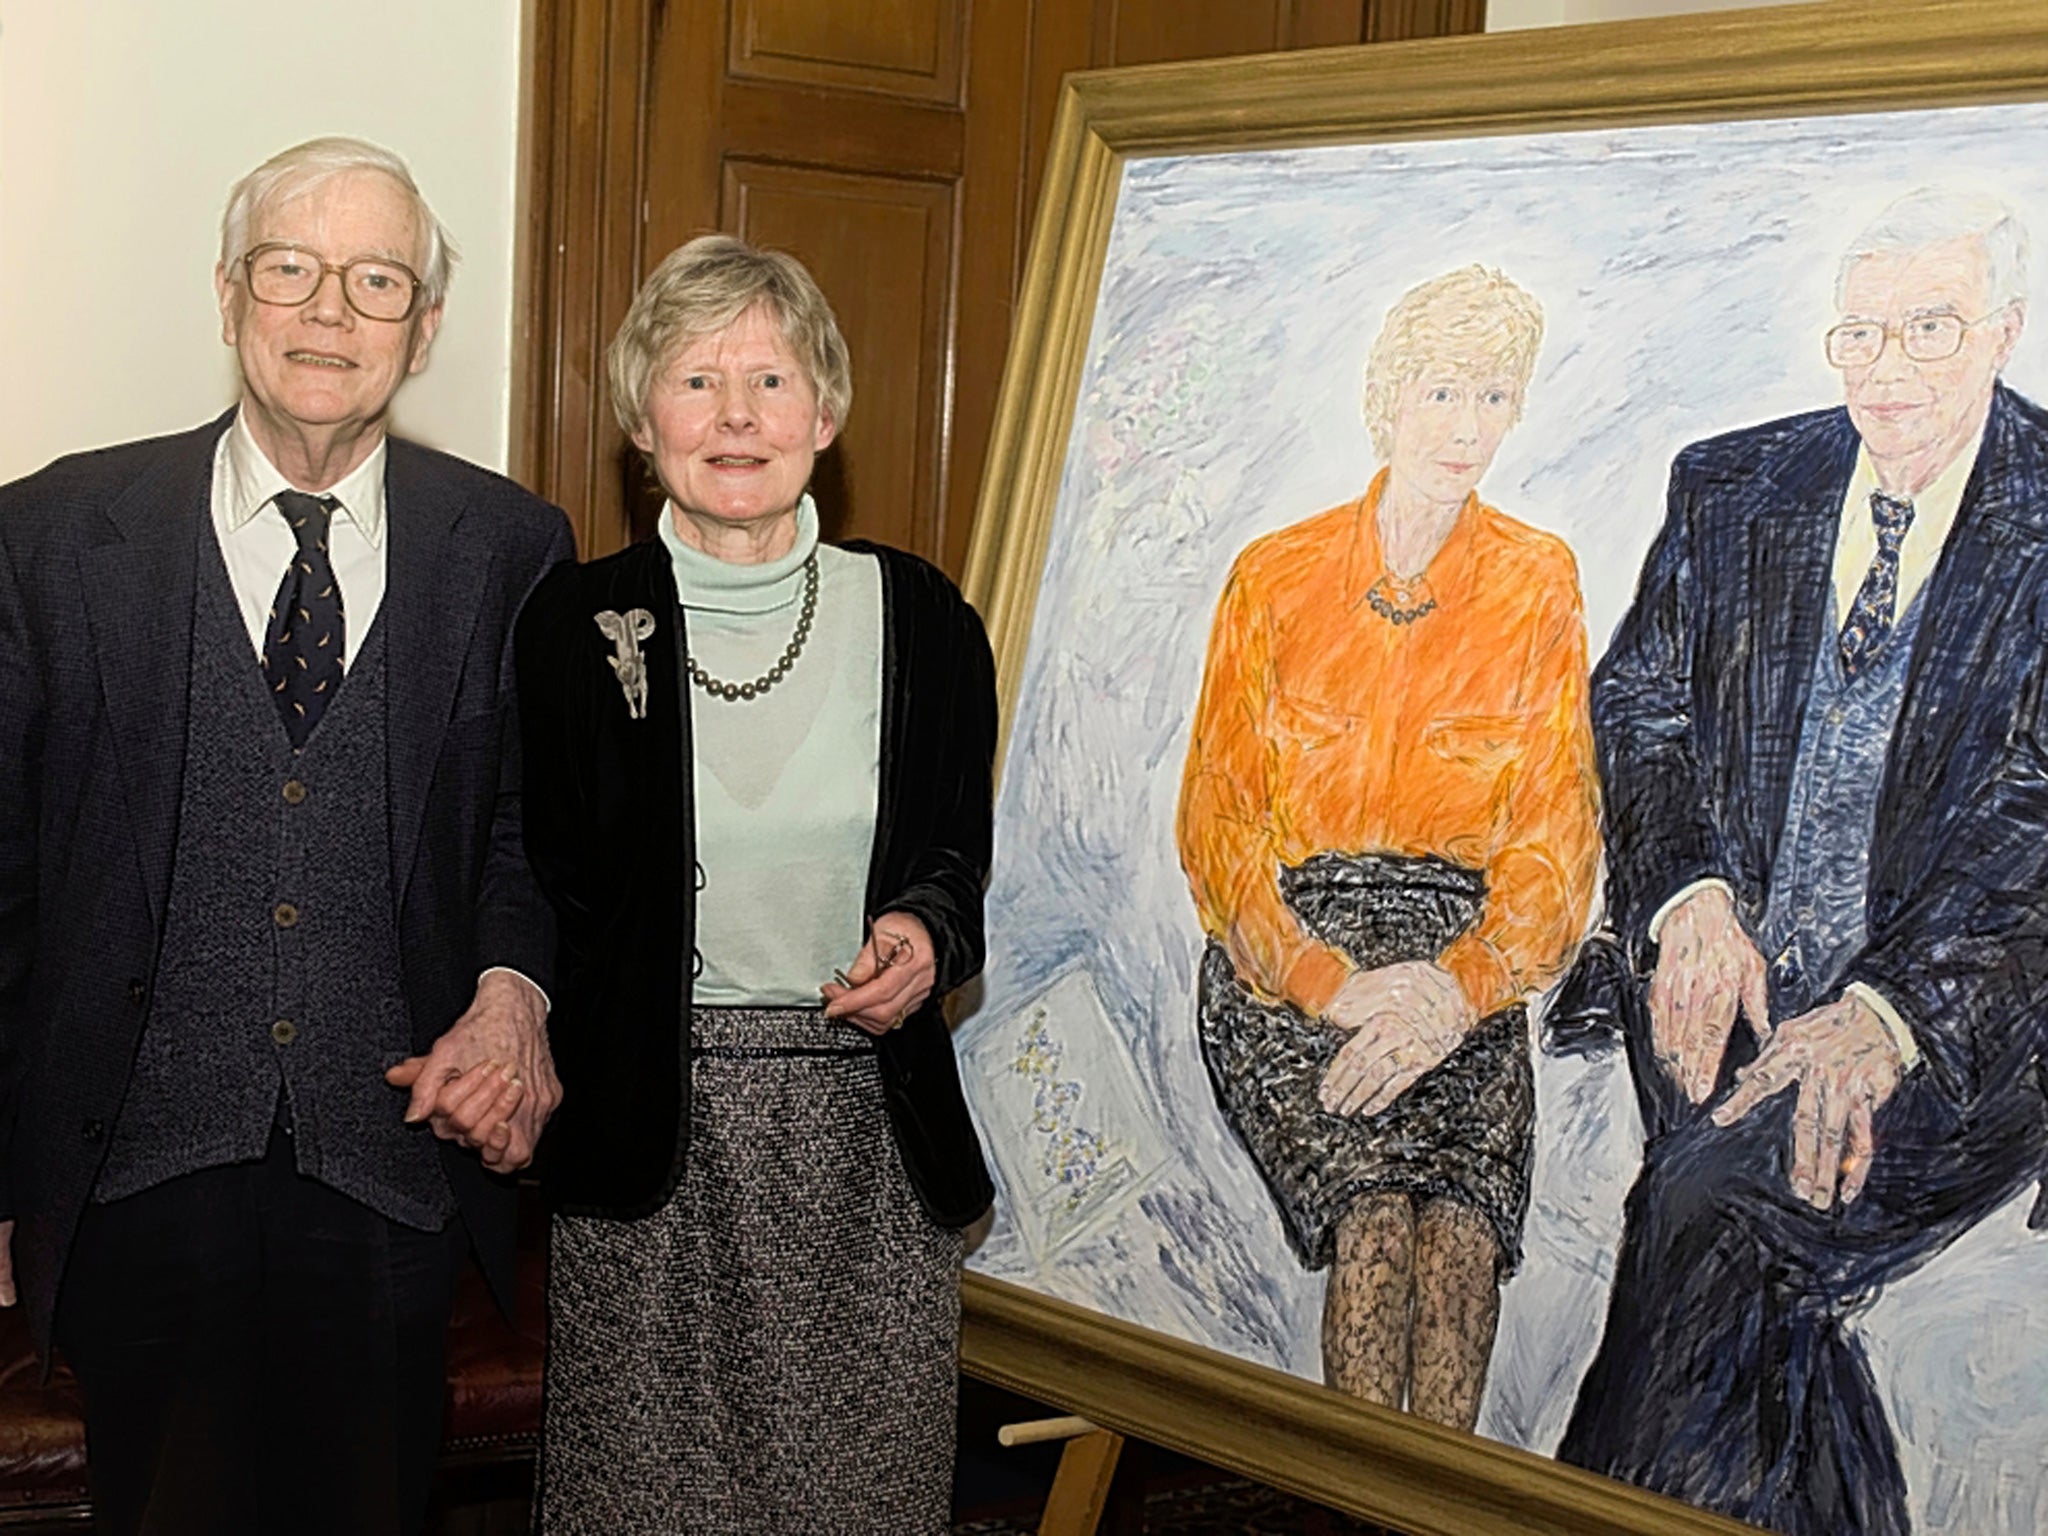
[
  {"x1": 1845, "y1": 416, "x2": 1986, "y2": 531},
  {"x1": 221, "y1": 408, "x2": 389, "y2": 548},
  {"x1": 1340, "y1": 467, "x2": 1477, "y2": 610}
]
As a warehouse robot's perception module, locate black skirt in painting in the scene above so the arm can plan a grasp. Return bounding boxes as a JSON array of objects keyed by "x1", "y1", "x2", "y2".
[
  {"x1": 1196, "y1": 851, "x2": 1534, "y2": 1276},
  {"x1": 536, "y1": 1005, "x2": 964, "y2": 1536}
]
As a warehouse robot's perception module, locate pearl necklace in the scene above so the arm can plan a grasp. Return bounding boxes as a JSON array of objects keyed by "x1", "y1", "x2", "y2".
[
  {"x1": 684, "y1": 554, "x2": 819, "y2": 701},
  {"x1": 1365, "y1": 572, "x2": 1438, "y2": 625}
]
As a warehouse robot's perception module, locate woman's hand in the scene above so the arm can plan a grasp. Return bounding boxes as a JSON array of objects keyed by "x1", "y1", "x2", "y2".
[
  {"x1": 385, "y1": 970, "x2": 561, "y2": 1171},
  {"x1": 1318, "y1": 961, "x2": 1476, "y2": 1119},
  {"x1": 822, "y1": 912, "x2": 935, "y2": 1035}
]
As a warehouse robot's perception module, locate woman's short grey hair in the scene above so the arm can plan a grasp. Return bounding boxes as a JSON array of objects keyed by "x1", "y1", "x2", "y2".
[
  {"x1": 1835, "y1": 187, "x2": 2029, "y2": 312},
  {"x1": 219, "y1": 136, "x2": 458, "y2": 310},
  {"x1": 1362, "y1": 265, "x2": 1544, "y2": 462},
  {"x1": 608, "y1": 235, "x2": 853, "y2": 440}
]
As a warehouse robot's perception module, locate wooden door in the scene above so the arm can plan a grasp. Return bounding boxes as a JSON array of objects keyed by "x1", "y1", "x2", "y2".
[
  {"x1": 519, "y1": 0, "x2": 1483, "y2": 567},
  {"x1": 639, "y1": 0, "x2": 980, "y2": 563}
]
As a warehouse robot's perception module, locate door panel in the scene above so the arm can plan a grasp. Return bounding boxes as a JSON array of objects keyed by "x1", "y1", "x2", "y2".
[
  {"x1": 523, "y1": 0, "x2": 1483, "y2": 565},
  {"x1": 1096, "y1": 0, "x2": 1291, "y2": 65},
  {"x1": 731, "y1": 0, "x2": 966, "y2": 101},
  {"x1": 725, "y1": 162, "x2": 956, "y2": 552}
]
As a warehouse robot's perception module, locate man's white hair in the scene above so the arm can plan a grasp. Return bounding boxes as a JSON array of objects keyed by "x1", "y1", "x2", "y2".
[
  {"x1": 1835, "y1": 187, "x2": 2029, "y2": 312},
  {"x1": 219, "y1": 136, "x2": 457, "y2": 310}
]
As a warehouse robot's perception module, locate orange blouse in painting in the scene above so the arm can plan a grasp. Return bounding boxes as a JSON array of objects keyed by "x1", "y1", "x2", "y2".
[{"x1": 1175, "y1": 470, "x2": 1600, "y2": 1023}]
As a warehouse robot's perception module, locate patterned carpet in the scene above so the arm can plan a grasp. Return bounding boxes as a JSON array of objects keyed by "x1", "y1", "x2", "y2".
[{"x1": 952, "y1": 1476, "x2": 1396, "y2": 1535}]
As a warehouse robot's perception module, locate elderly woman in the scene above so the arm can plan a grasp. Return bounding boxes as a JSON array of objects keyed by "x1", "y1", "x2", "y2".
[
  {"x1": 1175, "y1": 264, "x2": 1599, "y2": 1429},
  {"x1": 516, "y1": 234, "x2": 996, "y2": 1534}
]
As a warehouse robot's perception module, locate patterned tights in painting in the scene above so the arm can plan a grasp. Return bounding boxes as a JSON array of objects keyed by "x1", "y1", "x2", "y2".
[{"x1": 1319, "y1": 1192, "x2": 1501, "y2": 1430}]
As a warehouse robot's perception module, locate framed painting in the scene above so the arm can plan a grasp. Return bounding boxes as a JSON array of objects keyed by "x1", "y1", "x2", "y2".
[{"x1": 953, "y1": 3, "x2": 2048, "y2": 1534}]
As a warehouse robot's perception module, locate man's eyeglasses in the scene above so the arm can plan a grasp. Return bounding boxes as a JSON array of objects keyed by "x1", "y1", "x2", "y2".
[
  {"x1": 1825, "y1": 309, "x2": 2004, "y2": 369},
  {"x1": 239, "y1": 242, "x2": 424, "y2": 322}
]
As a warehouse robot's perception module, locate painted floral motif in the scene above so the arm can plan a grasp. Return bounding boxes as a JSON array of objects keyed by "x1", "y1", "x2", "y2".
[{"x1": 1011, "y1": 1011, "x2": 1113, "y2": 1213}]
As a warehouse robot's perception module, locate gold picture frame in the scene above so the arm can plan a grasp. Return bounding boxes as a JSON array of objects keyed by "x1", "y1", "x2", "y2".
[{"x1": 955, "y1": 3, "x2": 2048, "y2": 1532}]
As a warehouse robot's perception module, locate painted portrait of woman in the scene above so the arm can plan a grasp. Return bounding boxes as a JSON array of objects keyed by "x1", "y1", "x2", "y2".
[{"x1": 1174, "y1": 264, "x2": 1601, "y2": 1428}]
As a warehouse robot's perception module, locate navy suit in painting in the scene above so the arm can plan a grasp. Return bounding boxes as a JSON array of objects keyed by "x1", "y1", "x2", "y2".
[{"x1": 1557, "y1": 384, "x2": 2048, "y2": 1535}]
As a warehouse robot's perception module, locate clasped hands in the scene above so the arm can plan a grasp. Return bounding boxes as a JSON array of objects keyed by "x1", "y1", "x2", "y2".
[
  {"x1": 376, "y1": 914, "x2": 935, "y2": 1181},
  {"x1": 1652, "y1": 885, "x2": 1903, "y2": 1209},
  {"x1": 385, "y1": 969, "x2": 561, "y2": 1173},
  {"x1": 0, "y1": 977, "x2": 562, "y2": 1309},
  {"x1": 1317, "y1": 960, "x2": 1476, "y2": 1120}
]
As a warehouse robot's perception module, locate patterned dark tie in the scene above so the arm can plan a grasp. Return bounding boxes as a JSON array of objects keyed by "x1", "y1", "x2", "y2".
[
  {"x1": 1838, "y1": 490, "x2": 1915, "y2": 679},
  {"x1": 262, "y1": 490, "x2": 346, "y2": 746}
]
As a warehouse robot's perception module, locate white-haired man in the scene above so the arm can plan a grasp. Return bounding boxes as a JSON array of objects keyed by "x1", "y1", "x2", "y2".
[
  {"x1": 1558, "y1": 188, "x2": 2048, "y2": 1535},
  {"x1": 0, "y1": 138, "x2": 573, "y2": 1533}
]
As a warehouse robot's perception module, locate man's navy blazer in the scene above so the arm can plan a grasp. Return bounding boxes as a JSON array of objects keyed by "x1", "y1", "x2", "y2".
[
  {"x1": 0, "y1": 411, "x2": 575, "y2": 1355},
  {"x1": 1594, "y1": 382, "x2": 2048, "y2": 1105}
]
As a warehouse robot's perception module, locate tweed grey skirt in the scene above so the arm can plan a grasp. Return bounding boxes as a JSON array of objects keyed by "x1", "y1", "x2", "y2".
[
  {"x1": 1197, "y1": 851, "x2": 1534, "y2": 1277},
  {"x1": 535, "y1": 1005, "x2": 964, "y2": 1536}
]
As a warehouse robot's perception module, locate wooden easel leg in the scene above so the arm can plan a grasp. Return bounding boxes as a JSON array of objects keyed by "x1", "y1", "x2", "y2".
[{"x1": 1036, "y1": 1428, "x2": 1125, "y2": 1536}]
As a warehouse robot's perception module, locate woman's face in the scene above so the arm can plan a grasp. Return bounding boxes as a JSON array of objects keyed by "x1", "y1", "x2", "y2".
[
  {"x1": 633, "y1": 303, "x2": 837, "y2": 537},
  {"x1": 1384, "y1": 367, "x2": 1519, "y2": 512}
]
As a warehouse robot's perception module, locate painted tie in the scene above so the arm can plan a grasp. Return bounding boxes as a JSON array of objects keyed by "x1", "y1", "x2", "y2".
[
  {"x1": 1838, "y1": 490, "x2": 1915, "y2": 679},
  {"x1": 262, "y1": 490, "x2": 346, "y2": 747}
]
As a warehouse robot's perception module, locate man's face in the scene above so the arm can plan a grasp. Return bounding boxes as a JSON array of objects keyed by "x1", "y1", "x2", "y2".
[
  {"x1": 215, "y1": 169, "x2": 442, "y2": 446},
  {"x1": 1837, "y1": 234, "x2": 2021, "y2": 478}
]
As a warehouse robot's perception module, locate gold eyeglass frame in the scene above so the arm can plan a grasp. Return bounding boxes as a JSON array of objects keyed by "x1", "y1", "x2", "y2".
[
  {"x1": 1825, "y1": 307, "x2": 2013, "y2": 368},
  {"x1": 237, "y1": 241, "x2": 424, "y2": 322}
]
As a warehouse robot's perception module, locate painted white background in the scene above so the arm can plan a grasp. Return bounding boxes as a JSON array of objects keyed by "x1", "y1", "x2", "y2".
[
  {"x1": 0, "y1": 0, "x2": 525, "y2": 484},
  {"x1": 961, "y1": 99, "x2": 2048, "y2": 1536}
]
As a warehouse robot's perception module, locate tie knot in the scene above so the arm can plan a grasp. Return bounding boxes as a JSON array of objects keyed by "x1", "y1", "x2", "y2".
[
  {"x1": 275, "y1": 491, "x2": 338, "y2": 553},
  {"x1": 1869, "y1": 489, "x2": 1915, "y2": 548}
]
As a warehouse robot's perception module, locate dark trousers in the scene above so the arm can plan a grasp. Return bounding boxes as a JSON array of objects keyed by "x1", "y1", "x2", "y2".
[
  {"x1": 56, "y1": 1130, "x2": 464, "y2": 1536},
  {"x1": 1558, "y1": 1013, "x2": 2048, "y2": 1535}
]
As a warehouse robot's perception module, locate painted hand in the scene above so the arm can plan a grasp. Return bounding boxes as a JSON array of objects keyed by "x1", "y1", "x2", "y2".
[
  {"x1": 1711, "y1": 991, "x2": 1903, "y2": 1208},
  {"x1": 385, "y1": 970, "x2": 562, "y2": 1172},
  {"x1": 822, "y1": 912, "x2": 935, "y2": 1036},
  {"x1": 1318, "y1": 961, "x2": 1476, "y2": 1120},
  {"x1": 1649, "y1": 885, "x2": 1772, "y2": 1103}
]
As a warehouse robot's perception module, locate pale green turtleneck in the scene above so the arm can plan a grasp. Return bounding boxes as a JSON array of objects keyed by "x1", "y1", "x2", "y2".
[{"x1": 658, "y1": 495, "x2": 883, "y2": 1006}]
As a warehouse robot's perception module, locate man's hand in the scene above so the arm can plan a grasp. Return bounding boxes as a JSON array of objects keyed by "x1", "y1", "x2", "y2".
[
  {"x1": 1712, "y1": 991, "x2": 1903, "y2": 1208},
  {"x1": 0, "y1": 1220, "x2": 13, "y2": 1307},
  {"x1": 822, "y1": 913, "x2": 934, "y2": 1036},
  {"x1": 1650, "y1": 885, "x2": 1772, "y2": 1103},
  {"x1": 385, "y1": 971, "x2": 561, "y2": 1172},
  {"x1": 1318, "y1": 961, "x2": 1476, "y2": 1119}
]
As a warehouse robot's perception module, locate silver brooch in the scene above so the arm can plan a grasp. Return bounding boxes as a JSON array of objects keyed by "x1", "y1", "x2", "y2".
[{"x1": 594, "y1": 608, "x2": 656, "y2": 720}]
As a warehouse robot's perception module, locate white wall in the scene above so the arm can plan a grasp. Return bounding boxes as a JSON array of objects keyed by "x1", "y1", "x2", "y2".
[
  {"x1": 0, "y1": 1, "x2": 524, "y2": 484},
  {"x1": 1489, "y1": 0, "x2": 1802, "y2": 28}
]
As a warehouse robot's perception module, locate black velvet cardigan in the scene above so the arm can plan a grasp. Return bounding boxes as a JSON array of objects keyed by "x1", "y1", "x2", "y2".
[{"x1": 515, "y1": 537, "x2": 996, "y2": 1227}]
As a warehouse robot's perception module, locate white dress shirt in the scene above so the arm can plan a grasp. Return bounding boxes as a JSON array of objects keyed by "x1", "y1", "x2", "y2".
[
  {"x1": 1826, "y1": 432, "x2": 1978, "y2": 624},
  {"x1": 210, "y1": 411, "x2": 544, "y2": 1012},
  {"x1": 211, "y1": 410, "x2": 388, "y2": 662}
]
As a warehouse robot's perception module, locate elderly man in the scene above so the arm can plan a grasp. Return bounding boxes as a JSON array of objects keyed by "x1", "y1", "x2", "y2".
[
  {"x1": 1556, "y1": 188, "x2": 2048, "y2": 1535},
  {"x1": 0, "y1": 138, "x2": 573, "y2": 1534}
]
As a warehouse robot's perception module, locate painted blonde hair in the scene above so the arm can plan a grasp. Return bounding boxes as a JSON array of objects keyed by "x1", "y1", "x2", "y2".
[
  {"x1": 1362, "y1": 265, "x2": 1544, "y2": 461},
  {"x1": 608, "y1": 234, "x2": 853, "y2": 440}
]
